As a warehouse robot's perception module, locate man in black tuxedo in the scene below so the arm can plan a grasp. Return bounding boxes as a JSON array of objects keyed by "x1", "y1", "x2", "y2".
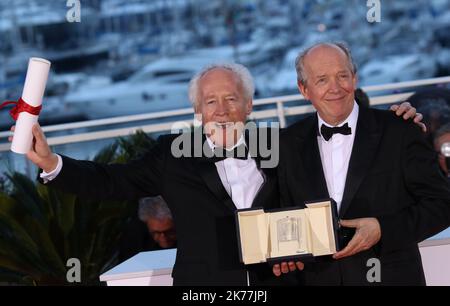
[
  {"x1": 11, "y1": 60, "x2": 423, "y2": 286},
  {"x1": 274, "y1": 42, "x2": 450, "y2": 285},
  {"x1": 15, "y1": 63, "x2": 284, "y2": 286}
]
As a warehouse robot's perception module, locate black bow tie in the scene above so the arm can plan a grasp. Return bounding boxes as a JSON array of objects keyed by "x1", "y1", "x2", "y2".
[
  {"x1": 320, "y1": 123, "x2": 352, "y2": 141},
  {"x1": 205, "y1": 143, "x2": 249, "y2": 162}
]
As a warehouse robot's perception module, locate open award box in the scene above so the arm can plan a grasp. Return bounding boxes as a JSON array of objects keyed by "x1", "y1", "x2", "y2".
[{"x1": 236, "y1": 199, "x2": 341, "y2": 264}]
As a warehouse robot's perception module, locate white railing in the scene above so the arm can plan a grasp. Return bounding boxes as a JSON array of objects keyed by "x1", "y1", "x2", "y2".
[{"x1": 0, "y1": 76, "x2": 449, "y2": 152}]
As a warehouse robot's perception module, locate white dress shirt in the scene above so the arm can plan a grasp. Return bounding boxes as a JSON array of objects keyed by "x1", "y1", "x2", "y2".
[
  {"x1": 206, "y1": 136, "x2": 265, "y2": 210},
  {"x1": 42, "y1": 136, "x2": 265, "y2": 210},
  {"x1": 317, "y1": 102, "x2": 359, "y2": 212},
  {"x1": 40, "y1": 154, "x2": 63, "y2": 183},
  {"x1": 42, "y1": 134, "x2": 261, "y2": 286}
]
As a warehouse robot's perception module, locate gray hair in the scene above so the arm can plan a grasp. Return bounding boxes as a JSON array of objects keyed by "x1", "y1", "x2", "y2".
[
  {"x1": 295, "y1": 42, "x2": 357, "y2": 86},
  {"x1": 138, "y1": 196, "x2": 172, "y2": 222},
  {"x1": 188, "y1": 62, "x2": 255, "y2": 109},
  {"x1": 434, "y1": 123, "x2": 450, "y2": 147}
]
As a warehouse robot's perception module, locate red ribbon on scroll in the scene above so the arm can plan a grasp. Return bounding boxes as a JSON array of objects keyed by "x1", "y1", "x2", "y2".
[{"x1": 0, "y1": 97, "x2": 42, "y2": 121}]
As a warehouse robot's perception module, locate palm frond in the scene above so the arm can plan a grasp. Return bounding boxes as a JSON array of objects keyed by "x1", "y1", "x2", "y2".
[{"x1": 0, "y1": 130, "x2": 156, "y2": 285}]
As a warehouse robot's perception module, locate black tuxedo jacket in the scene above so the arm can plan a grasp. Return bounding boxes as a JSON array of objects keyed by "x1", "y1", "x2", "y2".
[
  {"x1": 42, "y1": 129, "x2": 287, "y2": 286},
  {"x1": 117, "y1": 216, "x2": 165, "y2": 264},
  {"x1": 278, "y1": 106, "x2": 450, "y2": 285}
]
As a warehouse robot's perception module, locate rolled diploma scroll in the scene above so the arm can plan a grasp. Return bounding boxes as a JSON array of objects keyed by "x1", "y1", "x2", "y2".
[{"x1": 11, "y1": 58, "x2": 51, "y2": 154}]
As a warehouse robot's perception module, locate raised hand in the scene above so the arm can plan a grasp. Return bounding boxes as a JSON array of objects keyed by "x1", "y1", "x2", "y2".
[
  {"x1": 9, "y1": 123, "x2": 58, "y2": 172},
  {"x1": 390, "y1": 102, "x2": 426, "y2": 132}
]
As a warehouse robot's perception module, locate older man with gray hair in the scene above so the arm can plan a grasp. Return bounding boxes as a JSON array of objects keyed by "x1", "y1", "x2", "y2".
[
  {"x1": 138, "y1": 196, "x2": 176, "y2": 249},
  {"x1": 16, "y1": 62, "x2": 284, "y2": 286},
  {"x1": 12, "y1": 58, "x2": 421, "y2": 285},
  {"x1": 118, "y1": 196, "x2": 176, "y2": 263},
  {"x1": 275, "y1": 42, "x2": 450, "y2": 285}
]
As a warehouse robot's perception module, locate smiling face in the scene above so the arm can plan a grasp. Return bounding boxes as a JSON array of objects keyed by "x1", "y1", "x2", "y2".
[
  {"x1": 298, "y1": 45, "x2": 357, "y2": 126},
  {"x1": 196, "y1": 68, "x2": 252, "y2": 148}
]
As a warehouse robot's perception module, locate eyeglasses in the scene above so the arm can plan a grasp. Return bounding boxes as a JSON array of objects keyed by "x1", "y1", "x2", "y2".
[{"x1": 149, "y1": 228, "x2": 176, "y2": 237}]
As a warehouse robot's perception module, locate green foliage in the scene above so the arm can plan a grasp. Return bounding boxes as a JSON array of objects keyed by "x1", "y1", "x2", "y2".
[{"x1": 0, "y1": 130, "x2": 156, "y2": 285}]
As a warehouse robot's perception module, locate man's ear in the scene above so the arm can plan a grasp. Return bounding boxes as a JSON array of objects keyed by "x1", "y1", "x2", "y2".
[
  {"x1": 246, "y1": 99, "x2": 253, "y2": 115},
  {"x1": 298, "y1": 80, "x2": 309, "y2": 100},
  {"x1": 193, "y1": 112, "x2": 203, "y2": 126},
  {"x1": 193, "y1": 102, "x2": 201, "y2": 114}
]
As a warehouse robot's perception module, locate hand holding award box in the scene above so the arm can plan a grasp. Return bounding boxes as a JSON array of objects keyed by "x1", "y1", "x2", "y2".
[
  {"x1": 236, "y1": 199, "x2": 342, "y2": 265},
  {"x1": 1, "y1": 58, "x2": 51, "y2": 154}
]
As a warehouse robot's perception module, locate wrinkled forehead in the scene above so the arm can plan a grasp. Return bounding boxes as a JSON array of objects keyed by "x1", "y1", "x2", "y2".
[
  {"x1": 199, "y1": 67, "x2": 239, "y2": 83},
  {"x1": 198, "y1": 68, "x2": 243, "y2": 94},
  {"x1": 304, "y1": 45, "x2": 352, "y2": 73}
]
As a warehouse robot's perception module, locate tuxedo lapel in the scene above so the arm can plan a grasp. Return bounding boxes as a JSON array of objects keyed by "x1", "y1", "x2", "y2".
[
  {"x1": 191, "y1": 132, "x2": 236, "y2": 211},
  {"x1": 195, "y1": 158, "x2": 236, "y2": 211},
  {"x1": 296, "y1": 116, "x2": 329, "y2": 200},
  {"x1": 339, "y1": 107, "x2": 382, "y2": 218},
  {"x1": 194, "y1": 127, "x2": 276, "y2": 212},
  {"x1": 246, "y1": 126, "x2": 273, "y2": 208}
]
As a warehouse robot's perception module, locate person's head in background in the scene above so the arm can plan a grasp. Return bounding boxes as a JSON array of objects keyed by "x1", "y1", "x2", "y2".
[
  {"x1": 138, "y1": 196, "x2": 176, "y2": 248},
  {"x1": 434, "y1": 123, "x2": 450, "y2": 177},
  {"x1": 409, "y1": 88, "x2": 450, "y2": 143}
]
